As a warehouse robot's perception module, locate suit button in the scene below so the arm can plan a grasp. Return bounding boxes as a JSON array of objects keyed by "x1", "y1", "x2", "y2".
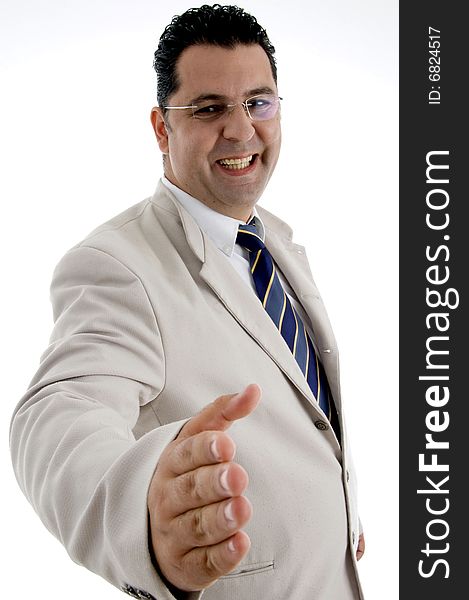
[
  {"x1": 352, "y1": 532, "x2": 356, "y2": 545},
  {"x1": 346, "y1": 470, "x2": 350, "y2": 482},
  {"x1": 314, "y1": 420, "x2": 328, "y2": 431}
]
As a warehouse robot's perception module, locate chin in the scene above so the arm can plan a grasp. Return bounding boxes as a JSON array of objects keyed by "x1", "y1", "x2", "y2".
[{"x1": 224, "y1": 187, "x2": 262, "y2": 206}]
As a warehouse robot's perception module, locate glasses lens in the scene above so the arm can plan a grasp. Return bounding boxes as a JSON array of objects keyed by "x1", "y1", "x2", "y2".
[
  {"x1": 246, "y1": 95, "x2": 279, "y2": 121},
  {"x1": 191, "y1": 95, "x2": 280, "y2": 121}
]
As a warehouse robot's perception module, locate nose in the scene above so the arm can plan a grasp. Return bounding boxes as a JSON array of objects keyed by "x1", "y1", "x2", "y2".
[{"x1": 222, "y1": 103, "x2": 255, "y2": 143}]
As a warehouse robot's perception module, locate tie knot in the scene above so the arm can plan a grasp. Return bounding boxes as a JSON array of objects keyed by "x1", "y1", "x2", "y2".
[{"x1": 236, "y1": 221, "x2": 265, "y2": 252}]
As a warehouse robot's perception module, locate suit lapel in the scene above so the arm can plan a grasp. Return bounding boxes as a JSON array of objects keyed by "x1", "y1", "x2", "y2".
[{"x1": 199, "y1": 236, "x2": 322, "y2": 411}]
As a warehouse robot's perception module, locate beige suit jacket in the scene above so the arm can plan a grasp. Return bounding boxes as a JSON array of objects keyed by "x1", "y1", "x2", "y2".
[{"x1": 10, "y1": 181, "x2": 364, "y2": 599}]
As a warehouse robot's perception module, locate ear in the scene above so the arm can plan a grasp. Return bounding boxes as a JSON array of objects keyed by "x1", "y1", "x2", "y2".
[{"x1": 150, "y1": 107, "x2": 169, "y2": 154}]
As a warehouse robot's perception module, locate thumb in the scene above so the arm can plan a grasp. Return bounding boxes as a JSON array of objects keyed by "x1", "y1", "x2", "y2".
[{"x1": 177, "y1": 383, "x2": 262, "y2": 440}]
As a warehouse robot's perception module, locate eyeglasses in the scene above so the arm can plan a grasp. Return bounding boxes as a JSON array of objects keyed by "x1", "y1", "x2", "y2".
[{"x1": 163, "y1": 93, "x2": 282, "y2": 122}]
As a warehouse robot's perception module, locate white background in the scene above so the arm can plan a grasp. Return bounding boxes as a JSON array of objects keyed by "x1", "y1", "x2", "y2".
[{"x1": 1, "y1": 1, "x2": 398, "y2": 598}]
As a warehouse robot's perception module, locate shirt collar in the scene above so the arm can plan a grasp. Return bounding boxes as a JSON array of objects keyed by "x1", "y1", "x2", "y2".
[{"x1": 161, "y1": 176, "x2": 265, "y2": 257}]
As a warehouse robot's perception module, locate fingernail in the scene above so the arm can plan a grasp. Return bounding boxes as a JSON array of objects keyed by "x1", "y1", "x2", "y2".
[
  {"x1": 224, "y1": 501, "x2": 236, "y2": 525},
  {"x1": 228, "y1": 539, "x2": 236, "y2": 553},
  {"x1": 219, "y1": 467, "x2": 230, "y2": 492},
  {"x1": 210, "y1": 438, "x2": 221, "y2": 461}
]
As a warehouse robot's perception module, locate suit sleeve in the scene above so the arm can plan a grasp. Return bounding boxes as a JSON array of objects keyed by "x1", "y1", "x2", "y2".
[{"x1": 9, "y1": 245, "x2": 203, "y2": 600}]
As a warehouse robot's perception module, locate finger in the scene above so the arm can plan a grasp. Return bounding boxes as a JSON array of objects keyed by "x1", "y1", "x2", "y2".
[
  {"x1": 177, "y1": 384, "x2": 261, "y2": 441},
  {"x1": 171, "y1": 496, "x2": 253, "y2": 551},
  {"x1": 166, "y1": 430, "x2": 236, "y2": 477},
  {"x1": 165, "y1": 462, "x2": 249, "y2": 517},
  {"x1": 180, "y1": 530, "x2": 251, "y2": 590},
  {"x1": 356, "y1": 533, "x2": 365, "y2": 561}
]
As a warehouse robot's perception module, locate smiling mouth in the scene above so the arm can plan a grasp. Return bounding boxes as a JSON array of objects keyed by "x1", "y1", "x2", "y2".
[{"x1": 217, "y1": 155, "x2": 257, "y2": 170}]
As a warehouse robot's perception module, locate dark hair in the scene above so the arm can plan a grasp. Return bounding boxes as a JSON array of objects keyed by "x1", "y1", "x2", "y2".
[{"x1": 153, "y1": 4, "x2": 277, "y2": 108}]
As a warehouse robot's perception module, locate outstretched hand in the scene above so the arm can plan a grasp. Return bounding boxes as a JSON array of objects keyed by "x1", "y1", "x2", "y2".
[{"x1": 147, "y1": 384, "x2": 261, "y2": 592}]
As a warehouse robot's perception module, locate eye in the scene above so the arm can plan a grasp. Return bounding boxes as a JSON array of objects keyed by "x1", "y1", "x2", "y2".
[
  {"x1": 247, "y1": 97, "x2": 273, "y2": 109},
  {"x1": 246, "y1": 95, "x2": 279, "y2": 120},
  {"x1": 193, "y1": 104, "x2": 226, "y2": 119}
]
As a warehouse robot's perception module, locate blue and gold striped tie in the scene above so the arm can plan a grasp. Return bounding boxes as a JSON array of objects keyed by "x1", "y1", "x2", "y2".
[{"x1": 237, "y1": 220, "x2": 334, "y2": 422}]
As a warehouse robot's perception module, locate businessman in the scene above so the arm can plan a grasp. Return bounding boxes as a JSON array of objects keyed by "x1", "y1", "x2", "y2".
[{"x1": 10, "y1": 5, "x2": 364, "y2": 600}]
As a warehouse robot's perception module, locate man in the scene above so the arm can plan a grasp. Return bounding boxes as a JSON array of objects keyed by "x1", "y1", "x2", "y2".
[{"x1": 10, "y1": 5, "x2": 364, "y2": 600}]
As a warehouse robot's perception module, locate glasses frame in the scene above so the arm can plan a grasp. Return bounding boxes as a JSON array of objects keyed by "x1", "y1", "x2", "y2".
[{"x1": 162, "y1": 94, "x2": 283, "y2": 122}]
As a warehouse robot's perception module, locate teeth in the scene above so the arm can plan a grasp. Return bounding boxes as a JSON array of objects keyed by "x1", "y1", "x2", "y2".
[{"x1": 218, "y1": 155, "x2": 253, "y2": 170}]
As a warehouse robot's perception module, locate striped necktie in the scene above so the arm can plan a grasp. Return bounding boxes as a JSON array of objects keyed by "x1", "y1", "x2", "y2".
[{"x1": 237, "y1": 220, "x2": 334, "y2": 423}]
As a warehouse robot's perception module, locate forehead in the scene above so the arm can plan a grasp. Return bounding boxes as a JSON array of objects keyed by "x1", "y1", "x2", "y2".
[{"x1": 173, "y1": 43, "x2": 276, "y2": 101}]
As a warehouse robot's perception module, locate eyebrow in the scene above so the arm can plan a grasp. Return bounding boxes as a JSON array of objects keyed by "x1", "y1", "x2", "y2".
[{"x1": 189, "y1": 86, "x2": 276, "y2": 105}]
